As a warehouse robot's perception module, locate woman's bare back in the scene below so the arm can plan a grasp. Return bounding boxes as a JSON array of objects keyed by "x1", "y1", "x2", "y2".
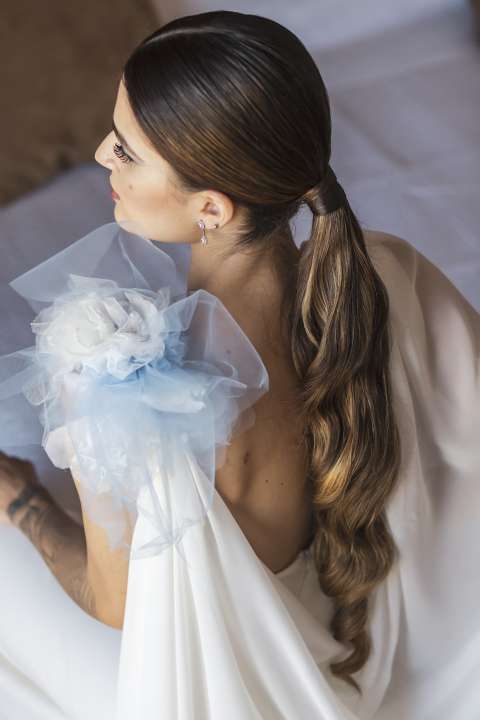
[
  {"x1": 213, "y1": 246, "x2": 315, "y2": 574},
  {"x1": 214, "y1": 229, "x2": 382, "y2": 573}
]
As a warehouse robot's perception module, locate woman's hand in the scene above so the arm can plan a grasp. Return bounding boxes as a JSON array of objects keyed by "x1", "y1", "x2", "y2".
[{"x1": 0, "y1": 450, "x2": 46, "y2": 526}]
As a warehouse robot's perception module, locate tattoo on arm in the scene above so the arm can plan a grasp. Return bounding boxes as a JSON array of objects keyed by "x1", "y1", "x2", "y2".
[{"x1": 16, "y1": 490, "x2": 97, "y2": 619}]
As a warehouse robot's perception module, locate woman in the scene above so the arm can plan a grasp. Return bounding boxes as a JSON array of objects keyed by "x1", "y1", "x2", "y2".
[{"x1": 0, "y1": 10, "x2": 479, "y2": 720}]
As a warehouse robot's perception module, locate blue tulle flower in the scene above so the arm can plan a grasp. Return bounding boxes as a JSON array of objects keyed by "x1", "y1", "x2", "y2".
[{"x1": 0, "y1": 221, "x2": 269, "y2": 559}]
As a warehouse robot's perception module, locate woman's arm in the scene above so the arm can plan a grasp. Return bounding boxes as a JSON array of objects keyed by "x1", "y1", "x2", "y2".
[
  {"x1": 12, "y1": 486, "x2": 97, "y2": 620},
  {"x1": 70, "y1": 466, "x2": 131, "y2": 630},
  {"x1": 13, "y1": 472, "x2": 130, "y2": 630}
]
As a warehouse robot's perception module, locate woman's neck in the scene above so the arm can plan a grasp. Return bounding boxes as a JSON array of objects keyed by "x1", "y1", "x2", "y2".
[{"x1": 187, "y1": 225, "x2": 298, "y2": 298}]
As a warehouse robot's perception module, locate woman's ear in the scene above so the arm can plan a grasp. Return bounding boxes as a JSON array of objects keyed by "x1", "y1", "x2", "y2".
[{"x1": 197, "y1": 191, "x2": 235, "y2": 230}]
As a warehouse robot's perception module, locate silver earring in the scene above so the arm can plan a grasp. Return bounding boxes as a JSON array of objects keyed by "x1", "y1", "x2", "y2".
[{"x1": 197, "y1": 219, "x2": 219, "y2": 246}]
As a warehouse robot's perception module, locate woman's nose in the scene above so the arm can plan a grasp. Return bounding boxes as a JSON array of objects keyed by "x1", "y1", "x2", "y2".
[{"x1": 94, "y1": 132, "x2": 115, "y2": 169}]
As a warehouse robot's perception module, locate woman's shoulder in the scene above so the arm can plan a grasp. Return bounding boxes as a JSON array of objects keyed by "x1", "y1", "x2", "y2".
[
  {"x1": 362, "y1": 227, "x2": 479, "y2": 330},
  {"x1": 364, "y1": 227, "x2": 479, "y2": 461},
  {"x1": 362, "y1": 227, "x2": 420, "y2": 283}
]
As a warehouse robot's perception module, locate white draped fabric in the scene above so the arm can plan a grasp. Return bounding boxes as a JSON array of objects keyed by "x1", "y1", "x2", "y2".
[{"x1": 0, "y1": 230, "x2": 478, "y2": 719}]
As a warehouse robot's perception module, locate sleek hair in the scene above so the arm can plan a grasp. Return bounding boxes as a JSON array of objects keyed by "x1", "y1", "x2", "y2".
[{"x1": 123, "y1": 10, "x2": 401, "y2": 693}]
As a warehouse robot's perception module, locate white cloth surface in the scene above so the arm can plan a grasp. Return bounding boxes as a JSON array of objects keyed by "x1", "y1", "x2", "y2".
[
  {"x1": 1, "y1": 1, "x2": 479, "y2": 717},
  {"x1": 0, "y1": 529, "x2": 120, "y2": 720}
]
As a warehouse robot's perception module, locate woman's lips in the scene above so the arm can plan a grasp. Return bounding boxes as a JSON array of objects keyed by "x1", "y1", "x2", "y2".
[{"x1": 111, "y1": 189, "x2": 120, "y2": 201}]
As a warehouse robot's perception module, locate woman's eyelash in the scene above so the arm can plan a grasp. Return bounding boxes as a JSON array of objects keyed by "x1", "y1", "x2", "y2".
[{"x1": 113, "y1": 142, "x2": 134, "y2": 164}]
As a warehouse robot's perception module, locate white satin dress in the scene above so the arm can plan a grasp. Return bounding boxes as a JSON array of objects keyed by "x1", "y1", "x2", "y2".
[{"x1": 0, "y1": 229, "x2": 479, "y2": 720}]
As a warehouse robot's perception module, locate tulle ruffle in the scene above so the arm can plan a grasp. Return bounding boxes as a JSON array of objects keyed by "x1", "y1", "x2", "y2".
[{"x1": 0, "y1": 221, "x2": 269, "y2": 559}]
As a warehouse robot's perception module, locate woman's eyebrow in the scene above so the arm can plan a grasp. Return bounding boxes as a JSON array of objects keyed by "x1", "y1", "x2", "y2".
[{"x1": 111, "y1": 119, "x2": 144, "y2": 163}]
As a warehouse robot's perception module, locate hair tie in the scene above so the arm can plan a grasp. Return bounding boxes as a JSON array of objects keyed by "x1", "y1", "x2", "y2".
[{"x1": 304, "y1": 165, "x2": 347, "y2": 216}]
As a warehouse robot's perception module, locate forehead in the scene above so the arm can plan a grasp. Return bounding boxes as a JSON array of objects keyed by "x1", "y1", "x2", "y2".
[
  {"x1": 113, "y1": 80, "x2": 163, "y2": 165},
  {"x1": 115, "y1": 78, "x2": 133, "y2": 117}
]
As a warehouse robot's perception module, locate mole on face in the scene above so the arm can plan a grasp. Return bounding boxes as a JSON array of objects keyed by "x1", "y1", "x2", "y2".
[{"x1": 243, "y1": 451, "x2": 250, "y2": 465}]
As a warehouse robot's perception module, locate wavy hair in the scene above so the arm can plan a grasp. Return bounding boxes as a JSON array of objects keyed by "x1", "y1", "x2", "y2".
[{"x1": 122, "y1": 10, "x2": 401, "y2": 692}]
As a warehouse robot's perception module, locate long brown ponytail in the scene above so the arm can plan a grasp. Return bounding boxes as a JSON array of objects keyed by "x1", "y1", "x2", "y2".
[{"x1": 290, "y1": 193, "x2": 401, "y2": 692}]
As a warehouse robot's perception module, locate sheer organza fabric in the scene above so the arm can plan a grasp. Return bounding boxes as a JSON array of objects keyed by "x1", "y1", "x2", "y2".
[{"x1": 0, "y1": 222, "x2": 269, "y2": 560}]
